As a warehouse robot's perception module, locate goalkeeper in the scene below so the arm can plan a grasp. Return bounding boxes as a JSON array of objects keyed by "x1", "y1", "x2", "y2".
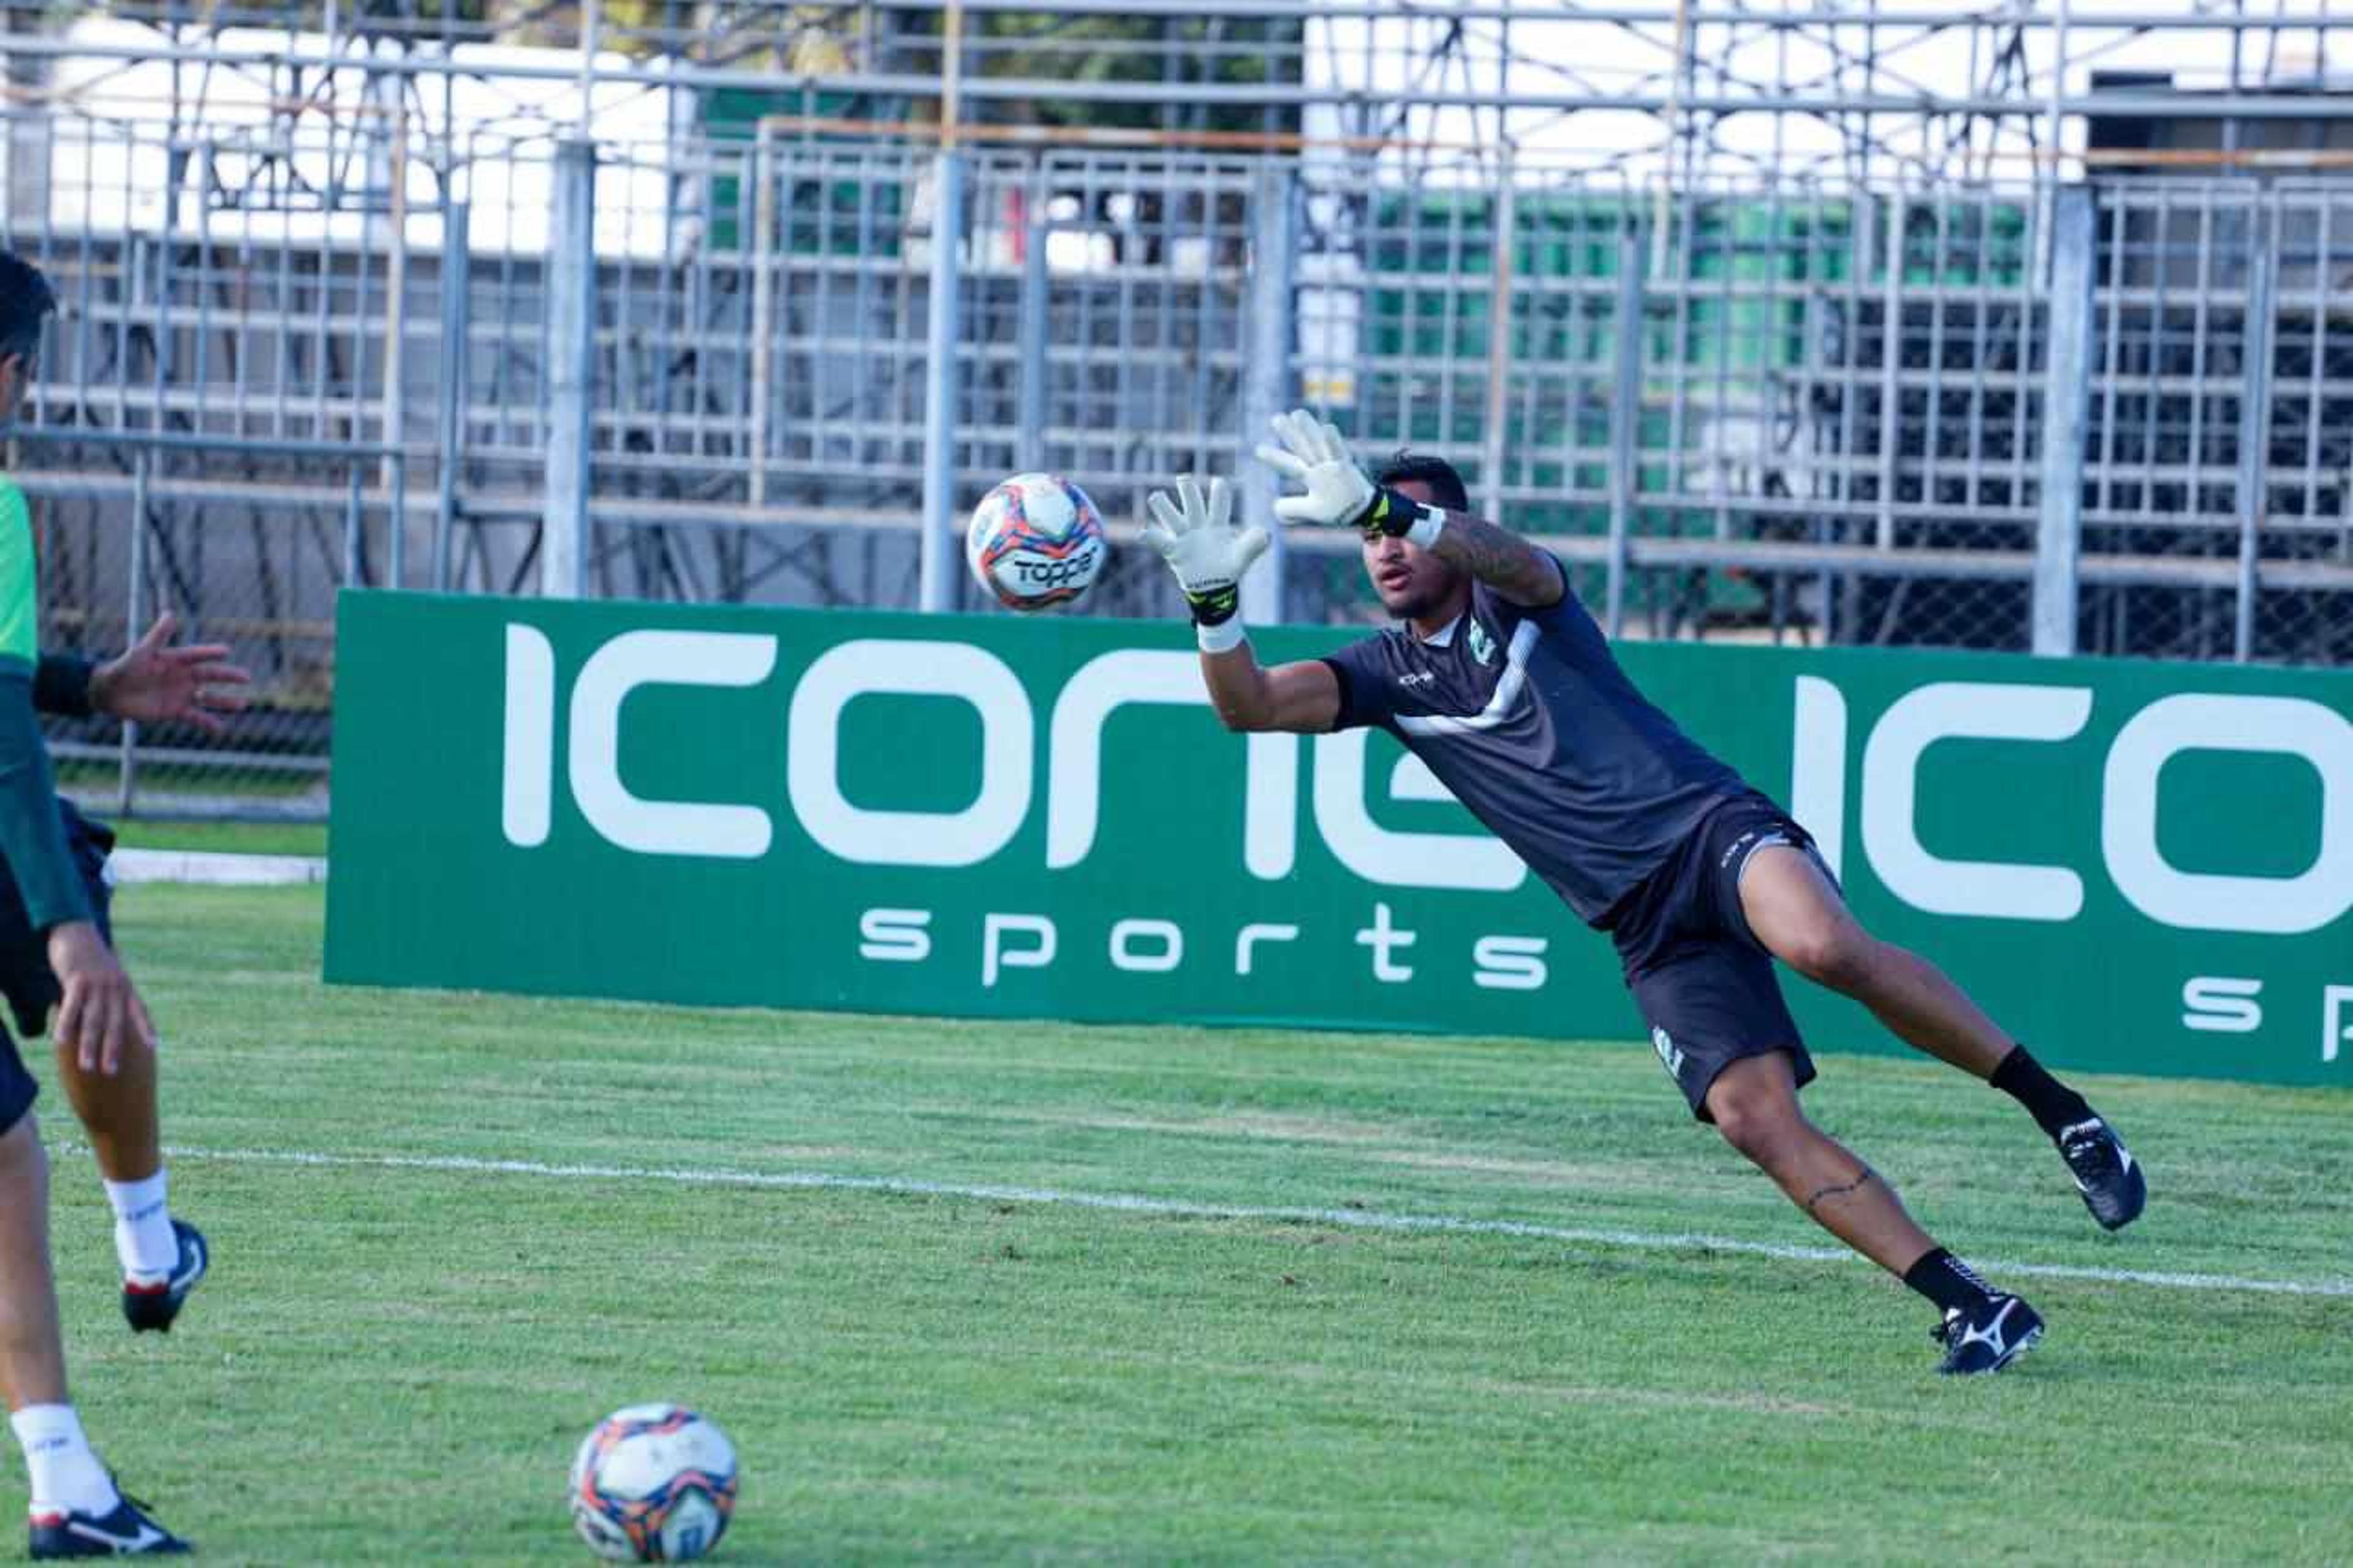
[{"x1": 1141, "y1": 411, "x2": 2146, "y2": 1376}]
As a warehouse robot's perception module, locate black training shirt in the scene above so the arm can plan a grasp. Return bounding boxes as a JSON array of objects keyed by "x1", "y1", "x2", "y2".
[{"x1": 1322, "y1": 580, "x2": 1746, "y2": 925}]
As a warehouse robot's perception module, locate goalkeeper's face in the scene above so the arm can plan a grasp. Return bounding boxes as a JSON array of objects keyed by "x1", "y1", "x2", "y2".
[{"x1": 1362, "y1": 480, "x2": 1466, "y2": 621}]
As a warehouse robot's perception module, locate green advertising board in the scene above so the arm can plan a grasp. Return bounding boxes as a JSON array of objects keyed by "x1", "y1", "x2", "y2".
[{"x1": 326, "y1": 591, "x2": 2353, "y2": 1088}]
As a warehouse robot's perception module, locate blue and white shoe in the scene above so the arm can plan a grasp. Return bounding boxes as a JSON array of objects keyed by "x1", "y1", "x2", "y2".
[
  {"x1": 28, "y1": 1491, "x2": 189, "y2": 1557},
  {"x1": 2058, "y1": 1117, "x2": 2146, "y2": 1232},
  {"x1": 121, "y1": 1219, "x2": 207, "y2": 1335},
  {"x1": 1933, "y1": 1293, "x2": 2044, "y2": 1376}
]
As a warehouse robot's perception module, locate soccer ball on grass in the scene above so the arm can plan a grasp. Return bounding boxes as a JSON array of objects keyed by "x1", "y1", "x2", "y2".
[{"x1": 569, "y1": 1403, "x2": 738, "y2": 1562}]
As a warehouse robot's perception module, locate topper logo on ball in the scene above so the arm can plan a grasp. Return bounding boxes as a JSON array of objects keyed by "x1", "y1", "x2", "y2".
[{"x1": 1012, "y1": 546, "x2": 1104, "y2": 589}]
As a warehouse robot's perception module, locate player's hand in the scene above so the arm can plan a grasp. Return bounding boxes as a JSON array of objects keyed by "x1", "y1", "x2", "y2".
[
  {"x1": 1141, "y1": 474, "x2": 1268, "y2": 629},
  {"x1": 47, "y1": 920, "x2": 155, "y2": 1076},
  {"x1": 90, "y1": 613, "x2": 252, "y2": 735},
  {"x1": 1255, "y1": 407, "x2": 1377, "y2": 531}
]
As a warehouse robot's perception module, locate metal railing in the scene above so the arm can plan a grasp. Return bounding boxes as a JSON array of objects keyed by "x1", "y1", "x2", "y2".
[{"x1": 2, "y1": 110, "x2": 2349, "y2": 817}]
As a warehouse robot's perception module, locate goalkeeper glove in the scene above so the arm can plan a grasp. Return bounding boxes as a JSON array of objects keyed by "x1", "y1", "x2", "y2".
[
  {"x1": 1141, "y1": 474, "x2": 1268, "y2": 653},
  {"x1": 1254, "y1": 407, "x2": 1446, "y2": 547}
]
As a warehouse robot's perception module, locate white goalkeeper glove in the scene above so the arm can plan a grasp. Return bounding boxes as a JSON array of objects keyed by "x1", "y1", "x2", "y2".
[
  {"x1": 1141, "y1": 474, "x2": 1268, "y2": 653},
  {"x1": 1254, "y1": 407, "x2": 1446, "y2": 547}
]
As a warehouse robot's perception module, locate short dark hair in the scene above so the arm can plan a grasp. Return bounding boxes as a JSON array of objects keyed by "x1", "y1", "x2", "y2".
[
  {"x1": 1374, "y1": 450, "x2": 1469, "y2": 514},
  {"x1": 0, "y1": 251, "x2": 56, "y2": 366}
]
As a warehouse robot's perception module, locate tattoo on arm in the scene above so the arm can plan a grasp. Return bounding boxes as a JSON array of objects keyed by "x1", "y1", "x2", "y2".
[
  {"x1": 1429, "y1": 511, "x2": 1566, "y2": 608},
  {"x1": 1801, "y1": 1165, "x2": 1880, "y2": 1218}
]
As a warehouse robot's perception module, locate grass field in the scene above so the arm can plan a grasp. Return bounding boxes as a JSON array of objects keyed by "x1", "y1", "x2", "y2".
[
  {"x1": 105, "y1": 818, "x2": 328, "y2": 858},
  {"x1": 24, "y1": 887, "x2": 2352, "y2": 1563}
]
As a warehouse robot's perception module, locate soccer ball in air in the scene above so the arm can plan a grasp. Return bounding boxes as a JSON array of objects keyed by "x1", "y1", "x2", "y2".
[
  {"x1": 569, "y1": 1404, "x2": 738, "y2": 1562},
  {"x1": 965, "y1": 472, "x2": 1109, "y2": 611}
]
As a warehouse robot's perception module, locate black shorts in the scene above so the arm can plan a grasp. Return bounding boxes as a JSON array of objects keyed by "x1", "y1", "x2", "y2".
[
  {"x1": 0, "y1": 800, "x2": 116, "y2": 1137},
  {"x1": 1604, "y1": 791, "x2": 1826, "y2": 1123}
]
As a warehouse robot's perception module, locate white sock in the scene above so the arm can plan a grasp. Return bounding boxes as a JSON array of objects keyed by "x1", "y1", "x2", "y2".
[
  {"x1": 103, "y1": 1170, "x2": 175, "y2": 1282},
  {"x1": 9, "y1": 1404, "x2": 119, "y2": 1518}
]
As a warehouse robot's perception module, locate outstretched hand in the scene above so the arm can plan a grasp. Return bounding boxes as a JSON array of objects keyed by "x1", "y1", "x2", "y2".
[
  {"x1": 91, "y1": 613, "x2": 252, "y2": 735},
  {"x1": 1141, "y1": 474, "x2": 1268, "y2": 631},
  {"x1": 1254, "y1": 407, "x2": 1377, "y2": 531}
]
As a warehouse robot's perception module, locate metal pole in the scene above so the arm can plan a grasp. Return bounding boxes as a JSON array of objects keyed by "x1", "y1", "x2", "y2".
[
  {"x1": 344, "y1": 461, "x2": 365, "y2": 586},
  {"x1": 916, "y1": 148, "x2": 967, "y2": 613},
  {"x1": 2032, "y1": 184, "x2": 2097, "y2": 656},
  {"x1": 544, "y1": 137, "x2": 597, "y2": 599},
  {"x1": 1652, "y1": 0, "x2": 1692, "y2": 275},
  {"x1": 577, "y1": 0, "x2": 601, "y2": 135},
  {"x1": 749, "y1": 128, "x2": 775, "y2": 512},
  {"x1": 2234, "y1": 206, "x2": 2277, "y2": 664},
  {"x1": 2039, "y1": 0, "x2": 2072, "y2": 277},
  {"x1": 1478, "y1": 149, "x2": 1518, "y2": 525},
  {"x1": 379, "y1": 114, "x2": 409, "y2": 565},
  {"x1": 1605, "y1": 229, "x2": 1644, "y2": 638},
  {"x1": 941, "y1": 0, "x2": 966, "y2": 149},
  {"x1": 118, "y1": 450, "x2": 149, "y2": 819},
  {"x1": 1238, "y1": 162, "x2": 1297, "y2": 626},
  {"x1": 1875, "y1": 191, "x2": 1904, "y2": 552},
  {"x1": 388, "y1": 453, "x2": 409, "y2": 592},
  {"x1": 1015, "y1": 163, "x2": 1050, "y2": 474},
  {"x1": 432, "y1": 199, "x2": 470, "y2": 592}
]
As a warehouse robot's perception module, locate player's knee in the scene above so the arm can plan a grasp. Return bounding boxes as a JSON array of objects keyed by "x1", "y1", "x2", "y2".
[
  {"x1": 1710, "y1": 1089, "x2": 1799, "y2": 1165},
  {"x1": 1780, "y1": 923, "x2": 1879, "y2": 992}
]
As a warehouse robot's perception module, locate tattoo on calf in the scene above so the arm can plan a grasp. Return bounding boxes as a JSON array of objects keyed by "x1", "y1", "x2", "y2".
[{"x1": 1802, "y1": 1165, "x2": 1879, "y2": 1216}]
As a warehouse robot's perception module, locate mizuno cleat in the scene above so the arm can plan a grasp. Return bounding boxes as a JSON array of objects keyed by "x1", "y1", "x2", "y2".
[
  {"x1": 1933, "y1": 1293, "x2": 2044, "y2": 1376},
  {"x1": 2058, "y1": 1116, "x2": 2146, "y2": 1232},
  {"x1": 121, "y1": 1219, "x2": 207, "y2": 1335},
  {"x1": 28, "y1": 1491, "x2": 189, "y2": 1558}
]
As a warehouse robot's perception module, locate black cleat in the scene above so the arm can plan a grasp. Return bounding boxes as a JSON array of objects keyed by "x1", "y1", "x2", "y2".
[
  {"x1": 2058, "y1": 1117, "x2": 2146, "y2": 1232},
  {"x1": 120, "y1": 1219, "x2": 207, "y2": 1335},
  {"x1": 1933, "y1": 1293, "x2": 2044, "y2": 1376},
  {"x1": 28, "y1": 1491, "x2": 189, "y2": 1558}
]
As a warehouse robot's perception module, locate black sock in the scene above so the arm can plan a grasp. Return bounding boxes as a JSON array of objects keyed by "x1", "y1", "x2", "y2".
[
  {"x1": 1990, "y1": 1043, "x2": 2093, "y2": 1140},
  {"x1": 1903, "y1": 1248, "x2": 1996, "y2": 1314}
]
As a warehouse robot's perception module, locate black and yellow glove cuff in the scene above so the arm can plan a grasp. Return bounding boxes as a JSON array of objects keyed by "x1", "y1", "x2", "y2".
[
  {"x1": 1185, "y1": 582, "x2": 1241, "y2": 627},
  {"x1": 1354, "y1": 487, "x2": 1447, "y2": 548}
]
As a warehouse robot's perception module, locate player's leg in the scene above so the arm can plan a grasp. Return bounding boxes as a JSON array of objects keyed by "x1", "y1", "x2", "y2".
[
  {"x1": 13, "y1": 808, "x2": 206, "y2": 1331},
  {"x1": 1736, "y1": 842, "x2": 2145, "y2": 1230},
  {"x1": 1736, "y1": 846, "x2": 2009, "y2": 1075},
  {"x1": 1702, "y1": 1053, "x2": 2042, "y2": 1376},
  {"x1": 47, "y1": 1042, "x2": 203, "y2": 1334},
  {"x1": 0, "y1": 1112, "x2": 69, "y2": 1417},
  {"x1": 1623, "y1": 852, "x2": 2043, "y2": 1377},
  {"x1": 1702, "y1": 1053, "x2": 1928, "y2": 1271},
  {"x1": 0, "y1": 1057, "x2": 189, "y2": 1555}
]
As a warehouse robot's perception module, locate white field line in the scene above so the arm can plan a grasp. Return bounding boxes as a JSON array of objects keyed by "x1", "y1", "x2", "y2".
[
  {"x1": 111, "y1": 849, "x2": 325, "y2": 886},
  {"x1": 154, "y1": 1143, "x2": 2353, "y2": 1301}
]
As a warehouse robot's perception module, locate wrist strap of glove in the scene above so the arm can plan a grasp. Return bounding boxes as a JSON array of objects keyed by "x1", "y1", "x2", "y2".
[
  {"x1": 1354, "y1": 486, "x2": 1447, "y2": 549},
  {"x1": 1195, "y1": 618, "x2": 1246, "y2": 654},
  {"x1": 1184, "y1": 581, "x2": 1247, "y2": 653},
  {"x1": 1184, "y1": 581, "x2": 1241, "y2": 628}
]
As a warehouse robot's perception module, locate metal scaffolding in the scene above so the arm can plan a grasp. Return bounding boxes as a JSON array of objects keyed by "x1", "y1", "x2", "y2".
[
  {"x1": 0, "y1": 2, "x2": 2349, "y2": 817},
  {"x1": 13, "y1": 4, "x2": 2351, "y2": 168}
]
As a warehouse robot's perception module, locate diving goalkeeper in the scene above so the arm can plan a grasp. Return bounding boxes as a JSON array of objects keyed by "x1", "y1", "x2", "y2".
[{"x1": 1140, "y1": 411, "x2": 2146, "y2": 1376}]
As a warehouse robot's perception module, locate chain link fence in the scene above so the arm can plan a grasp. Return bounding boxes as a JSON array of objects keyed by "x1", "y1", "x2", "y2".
[{"x1": 2, "y1": 108, "x2": 2348, "y2": 818}]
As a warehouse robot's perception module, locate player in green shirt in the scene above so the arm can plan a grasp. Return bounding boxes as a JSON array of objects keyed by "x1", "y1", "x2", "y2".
[{"x1": 0, "y1": 250, "x2": 252, "y2": 1556}]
